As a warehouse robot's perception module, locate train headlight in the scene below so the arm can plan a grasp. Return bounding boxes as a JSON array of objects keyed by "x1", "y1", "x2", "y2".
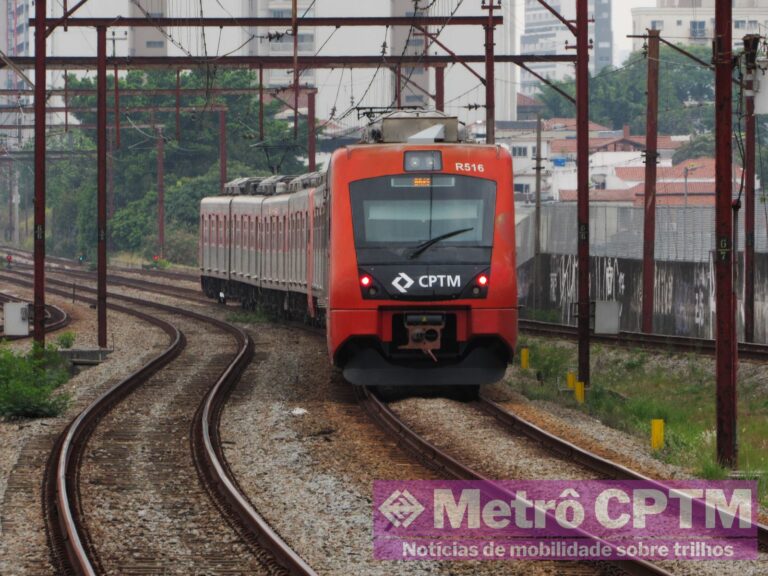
[{"x1": 404, "y1": 151, "x2": 442, "y2": 172}]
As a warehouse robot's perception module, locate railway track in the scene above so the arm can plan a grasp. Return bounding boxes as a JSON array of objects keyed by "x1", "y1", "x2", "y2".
[
  {"x1": 519, "y1": 319, "x2": 768, "y2": 361},
  {"x1": 475, "y1": 395, "x2": 768, "y2": 550},
  {"x1": 0, "y1": 272, "x2": 315, "y2": 575},
  {"x1": 2, "y1": 252, "x2": 764, "y2": 573},
  {"x1": 357, "y1": 385, "x2": 674, "y2": 576}
]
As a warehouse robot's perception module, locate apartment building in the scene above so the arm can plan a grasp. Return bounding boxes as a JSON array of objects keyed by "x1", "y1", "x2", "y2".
[
  {"x1": 520, "y1": 0, "x2": 613, "y2": 95},
  {"x1": 632, "y1": 0, "x2": 768, "y2": 52},
  {"x1": 129, "y1": 0, "x2": 168, "y2": 57},
  {"x1": 390, "y1": 0, "x2": 431, "y2": 109},
  {"x1": 242, "y1": 0, "x2": 316, "y2": 88}
]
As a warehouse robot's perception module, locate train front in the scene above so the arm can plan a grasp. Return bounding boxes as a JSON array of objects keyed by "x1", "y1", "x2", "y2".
[{"x1": 328, "y1": 140, "x2": 517, "y2": 387}]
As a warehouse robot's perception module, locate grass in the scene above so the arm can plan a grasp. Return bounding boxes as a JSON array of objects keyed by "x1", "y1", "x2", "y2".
[
  {"x1": 511, "y1": 337, "x2": 768, "y2": 506},
  {"x1": 226, "y1": 309, "x2": 269, "y2": 325}
]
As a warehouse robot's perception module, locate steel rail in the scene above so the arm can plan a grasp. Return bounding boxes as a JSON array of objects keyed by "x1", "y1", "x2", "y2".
[
  {"x1": 0, "y1": 271, "x2": 316, "y2": 575},
  {"x1": 519, "y1": 319, "x2": 768, "y2": 361},
  {"x1": 356, "y1": 385, "x2": 674, "y2": 576},
  {"x1": 476, "y1": 396, "x2": 768, "y2": 548},
  {"x1": 14, "y1": 262, "x2": 208, "y2": 304},
  {"x1": 31, "y1": 278, "x2": 184, "y2": 575}
]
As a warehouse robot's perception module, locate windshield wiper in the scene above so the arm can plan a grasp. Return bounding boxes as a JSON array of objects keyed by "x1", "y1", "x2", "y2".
[{"x1": 407, "y1": 227, "x2": 474, "y2": 260}]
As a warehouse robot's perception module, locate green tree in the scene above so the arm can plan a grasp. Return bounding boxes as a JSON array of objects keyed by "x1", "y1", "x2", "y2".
[
  {"x1": 39, "y1": 68, "x2": 313, "y2": 262},
  {"x1": 537, "y1": 44, "x2": 716, "y2": 135}
]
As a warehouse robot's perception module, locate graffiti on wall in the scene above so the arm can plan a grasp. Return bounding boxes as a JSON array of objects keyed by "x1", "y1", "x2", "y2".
[{"x1": 520, "y1": 253, "x2": 767, "y2": 344}]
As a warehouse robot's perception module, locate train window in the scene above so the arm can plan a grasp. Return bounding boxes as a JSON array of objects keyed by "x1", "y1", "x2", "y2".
[{"x1": 349, "y1": 174, "x2": 496, "y2": 264}]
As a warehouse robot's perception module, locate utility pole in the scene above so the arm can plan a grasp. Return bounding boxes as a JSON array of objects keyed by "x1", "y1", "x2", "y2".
[
  {"x1": 534, "y1": 114, "x2": 543, "y2": 312},
  {"x1": 12, "y1": 165, "x2": 19, "y2": 246},
  {"x1": 6, "y1": 165, "x2": 12, "y2": 243},
  {"x1": 714, "y1": 0, "x2": 737, "y2": 468},
  {"x1": 483, "y1": 1, "x2": 497, "y2": 144},
  {"x1": 33, "y1": 0, "x2": 48, "y2": 345},
  {"x1": 642, "y1": 30, "x2": 660, "y2": 334},
  {"x1": 220, "y1": 110, "x2": 228, "y2": 192},
  {"x1": 156, "y1": 126, "x2": 165, "y2": 259},
  {"x1": 97, "y1": 26, "x2": 108, "y2": 349},
  {"x1": 108, "y1": 127, "x2": 115, "y2": 219},
  {"x1": 308, "y1": 91, "x2": 316, "y2": 172},
  {"x1": 744, "y1": 35, "x2": 759, "y2": 343},
  {"x1": 292, "y1": 0, "x2": 299, "y2": 139},
  {"x1": 576, "y1": 0, "x2": 591, "y2": 385}
]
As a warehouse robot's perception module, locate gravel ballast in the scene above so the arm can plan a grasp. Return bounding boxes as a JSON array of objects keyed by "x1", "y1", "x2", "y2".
[{"x1": 0, "y1": 281, "x2": 168, "y2": 575}]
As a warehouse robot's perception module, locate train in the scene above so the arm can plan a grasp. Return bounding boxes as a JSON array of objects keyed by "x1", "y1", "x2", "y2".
[{"x1": 199, "y1": 111, "x2": 517, "y2": 391}]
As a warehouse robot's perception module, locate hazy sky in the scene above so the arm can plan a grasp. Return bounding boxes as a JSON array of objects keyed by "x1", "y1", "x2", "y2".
[{"x1": 614, "y1": 0, "x2": 657, "y2": 64}]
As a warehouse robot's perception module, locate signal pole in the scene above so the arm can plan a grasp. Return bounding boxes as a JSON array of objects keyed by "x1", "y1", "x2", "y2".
[{"x1": 714, "y1": 0, "x2": 737, "y2": 468}]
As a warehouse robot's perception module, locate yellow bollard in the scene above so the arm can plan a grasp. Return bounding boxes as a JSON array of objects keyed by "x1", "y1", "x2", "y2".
[
  {"x1": 574, "y1": 381, "x2": 586, "y2": 404},
  {"x1": 520, "y1": 348, "x2": 530, "y2": 370},
  {"x1": 651, "y1": 419, "x2": 665, "y2": 451},
  {"x1": 566, "y1": 371, "x2": 576, "y2": 390}
]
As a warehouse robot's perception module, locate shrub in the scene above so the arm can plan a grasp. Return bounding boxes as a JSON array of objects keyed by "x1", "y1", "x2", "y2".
[
  {"x1": 55, "y1": 331, "x2": 76, "y2": 349},
  {"x1": 0, "y1": 343, "x2": 70, "y2": 419}
]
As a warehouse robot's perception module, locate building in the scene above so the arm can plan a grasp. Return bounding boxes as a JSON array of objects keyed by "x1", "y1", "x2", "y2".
[
  {"x1": 0, "y1": 0, "x2": 32, "y2": 147},
  {"x1": 559, "y1": 157, "x2": 754, "y2": 207},
  {"x1": 632, "y1": 0, "x2": 768, "y2": 52},
  {"x1": 389, "y1": 1, "x2": 518, "y2": 120},
  {"x1": 242, "y1": 0, "x2": 316, "y2": 89},
  {"x1": 129, "y1": 0, "x2": 168, "y2": 57},
  {"x1": 520, "y1": 0, "x2": 613, "y2": 95},
  {"x1": 390, "y1": 0, "x2": 431, "y2": 109}
]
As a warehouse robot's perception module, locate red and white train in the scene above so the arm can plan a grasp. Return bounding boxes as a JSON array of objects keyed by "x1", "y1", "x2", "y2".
[{"x1": 200, "y1": 112, "x2": 517, "y2": 389}]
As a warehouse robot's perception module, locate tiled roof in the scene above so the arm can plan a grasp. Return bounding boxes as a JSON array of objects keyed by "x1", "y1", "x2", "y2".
[
  {"x1": 543, "y1": 118, "x2": 611, "y2": 132},
  {"x1": 559, "y1": 188, "x2": 637, "y2": 203},
  {"x1": 615, "y1": 158, "x2": 743, "y2": 181}
]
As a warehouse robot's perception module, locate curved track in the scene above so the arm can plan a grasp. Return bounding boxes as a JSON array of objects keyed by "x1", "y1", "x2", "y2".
[
  {"x1": 0, "y1": 271, "x2": 315, "y2": 576},
  {"x1": 357, "y1": 385, "x2": 673, "y2": 576}
]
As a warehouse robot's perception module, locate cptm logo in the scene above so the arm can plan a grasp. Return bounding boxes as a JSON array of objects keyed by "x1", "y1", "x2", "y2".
[
  {"x1": 391, "y1": 272, "x2": 415, "y2": 294},
  {"x1": 379, "y1": 489, "x2": 425, "y2": 528}
]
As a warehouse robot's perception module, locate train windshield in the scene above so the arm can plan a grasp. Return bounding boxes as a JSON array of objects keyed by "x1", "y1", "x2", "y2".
[{"x1": 349, "y1": 174, "x2": 496, "y2": 264}]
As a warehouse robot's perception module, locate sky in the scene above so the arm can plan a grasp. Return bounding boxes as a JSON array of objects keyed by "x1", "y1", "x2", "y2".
[{"x1": 614, "y1": 0, "x2": 657, "y2": 65}]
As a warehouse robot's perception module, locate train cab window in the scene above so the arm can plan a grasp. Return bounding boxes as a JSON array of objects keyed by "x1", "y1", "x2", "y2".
[{"x1": 349, "y1": 174, "x2": 496, "y2": 265}]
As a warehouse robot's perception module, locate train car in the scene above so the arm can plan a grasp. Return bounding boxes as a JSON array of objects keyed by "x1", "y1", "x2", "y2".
[{"x1": 200, "y1": 111, "x2": 517, "y2": 390}]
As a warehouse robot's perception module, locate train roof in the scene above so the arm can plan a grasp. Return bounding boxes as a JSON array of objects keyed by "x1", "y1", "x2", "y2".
[
  {"x1": 223, "y1": 176, "x2": 268, "y2": 195},
  {"x1": 363, "y1": 110, "x2": 463, "y2": 144}
]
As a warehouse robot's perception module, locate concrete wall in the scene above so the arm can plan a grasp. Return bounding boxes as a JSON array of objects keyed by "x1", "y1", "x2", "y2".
[{"x1": 519, "y1": 253, "x2": 768, "y2": 343}]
